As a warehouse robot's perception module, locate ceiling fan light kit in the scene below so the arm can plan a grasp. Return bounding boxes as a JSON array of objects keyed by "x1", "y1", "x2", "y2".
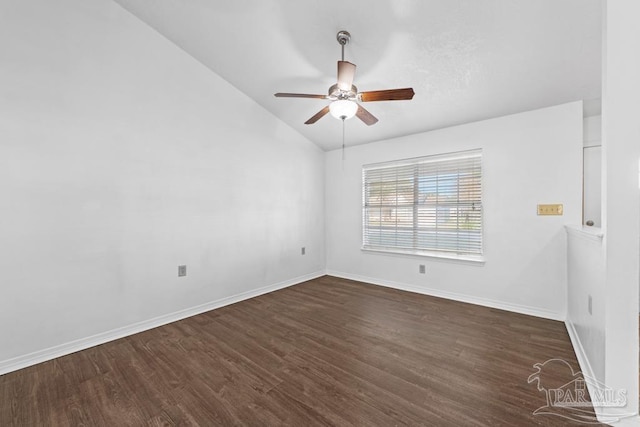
[
  {"x1": 274, "y1": 30, "x2": 415, "y2": 126},
  {"x1": 329, "y1": 99, "x2": 358, "y2": 120}
]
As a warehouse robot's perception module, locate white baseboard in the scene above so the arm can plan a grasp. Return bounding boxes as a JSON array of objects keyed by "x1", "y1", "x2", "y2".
[
  {"x1": 326, "y1": 270, "x2": 564, "y2": 321},
  {"x1": 0, "y1": 270, "x2": 325, "y2": 376},
  {"x1": 564, "y1": 320, "x2": 605, "y2": 422},
  {"x1": 564, "y1": 320, "x2": 598, "y2": 385},
  {"x1": 565, "y1": 320, "x2": 640, "y2": 425}
]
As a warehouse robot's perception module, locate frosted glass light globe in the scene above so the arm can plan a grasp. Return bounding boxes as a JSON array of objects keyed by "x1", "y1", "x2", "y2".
[{"x1": 329, "y1": 100, "x2": 358, "y2": 120}]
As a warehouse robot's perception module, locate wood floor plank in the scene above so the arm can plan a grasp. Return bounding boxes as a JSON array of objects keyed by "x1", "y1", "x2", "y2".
[
  {"x1": 282, "y1": 348, "x2": 441, "y2": 425},
  {"x1": 0, "y1": 275, "x2": 604, "y2": 426}
]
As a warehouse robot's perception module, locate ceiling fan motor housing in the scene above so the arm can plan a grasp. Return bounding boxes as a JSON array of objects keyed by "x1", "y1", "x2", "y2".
[{"x1": 328, "y1": 83, "x2": 357, "y2": 100}]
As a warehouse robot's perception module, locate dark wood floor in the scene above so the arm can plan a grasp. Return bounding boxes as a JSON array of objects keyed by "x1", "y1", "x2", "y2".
[{"x1": 1, "y1": 276, "x2": 602, "y2": 426}]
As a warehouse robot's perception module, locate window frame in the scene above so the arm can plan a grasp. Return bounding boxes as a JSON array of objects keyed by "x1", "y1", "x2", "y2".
[{"x1": 361, "y1": 149, "x2": 484, "y2": 263}]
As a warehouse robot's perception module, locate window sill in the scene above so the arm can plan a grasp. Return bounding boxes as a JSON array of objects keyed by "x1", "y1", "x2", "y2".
[{"x1": 361, "y1": 247, "x2": 485, "y2": 264}]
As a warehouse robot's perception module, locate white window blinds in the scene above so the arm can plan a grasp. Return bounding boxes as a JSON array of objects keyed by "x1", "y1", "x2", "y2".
[{"x1": 363, "y1": 150, "x2": 483, "y2": 256}]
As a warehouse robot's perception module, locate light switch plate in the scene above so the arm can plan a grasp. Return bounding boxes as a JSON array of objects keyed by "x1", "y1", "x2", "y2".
[{"x1": 537, "y1": 204, "x2": 563, "y2": 215}]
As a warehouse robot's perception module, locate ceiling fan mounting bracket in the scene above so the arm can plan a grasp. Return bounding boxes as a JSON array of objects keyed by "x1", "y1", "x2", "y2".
[{"x1": 336, "y1": 30, "x2": 351, "y2": 46}]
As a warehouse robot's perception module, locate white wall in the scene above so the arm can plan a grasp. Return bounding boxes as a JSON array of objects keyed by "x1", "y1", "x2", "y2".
[
  {"x1": 0, "y1": 0, "x2": 324, "y2": 371},
  {"x1": 583, "y1": 115, "x2": 602, "y2": 227},
  {"x1": 601, "y1": 0, "x2": 640, "y2": 420},
  {"x1": 583, "y1": 115, "x2": 602, "y2": 147},
  {"x1": 566, "y1": 3, "x2": 640, "y2": 423},
  {"x1": 326, "y1": 102, "x2": 583, "y2": 320},
  {"x1": 583, "y1": 146, "x2": 602, "y2": 226},
  {"x1": 565, "y1": 226, "x2": 605, "y2": 382}
]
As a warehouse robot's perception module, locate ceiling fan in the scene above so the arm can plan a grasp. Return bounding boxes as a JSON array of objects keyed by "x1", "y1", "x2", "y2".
[{"x1": 274, "y1": 30, "x2": 415, "y2": 126}]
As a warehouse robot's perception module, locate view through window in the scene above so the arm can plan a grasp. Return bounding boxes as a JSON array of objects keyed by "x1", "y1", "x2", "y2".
[{"x1": 362, "y1": 149, "x2": 483, "y2": 258}]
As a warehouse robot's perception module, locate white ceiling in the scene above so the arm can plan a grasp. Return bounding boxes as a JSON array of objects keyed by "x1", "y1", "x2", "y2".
[{"x1": 114, "y1": 0, "x2": 602, "y2": 151}]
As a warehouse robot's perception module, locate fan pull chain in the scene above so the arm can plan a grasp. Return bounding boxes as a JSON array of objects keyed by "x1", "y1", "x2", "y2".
[{"x1": 342, "y1": 118, "x2": 346, "y2": 163}]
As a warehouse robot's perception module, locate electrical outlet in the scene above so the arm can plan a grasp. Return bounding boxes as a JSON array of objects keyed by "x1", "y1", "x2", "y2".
[
  {"x1": 588, "y1": 294, "x2": 592, "y2": 315},
  {"x1": 301, "y1": 247, "x2": 306, "y2": 255},
  {"x1": 178, "y1": 265, "x2": 187, "y2": 277},
  {"x1": 419, "y1": 264, "x2": 426, "y2": 274}
]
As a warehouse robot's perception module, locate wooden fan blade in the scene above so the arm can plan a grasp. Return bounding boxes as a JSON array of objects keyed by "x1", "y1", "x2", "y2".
[
  {"x1": 356, "y1": 104, "x2": 378, "y2": 126},
  {"x1": 305, "y1": 106, "x2": 330, "y2": 124},
  {"x1": 359, "y1": 88, "x2": 415, "y2": 102},
  {"x1": 337, "y1": 61, "x2": 356, "y2": 91},
  {"x1": 274, "y1": 93, "x2": 328, "y2": 99}
]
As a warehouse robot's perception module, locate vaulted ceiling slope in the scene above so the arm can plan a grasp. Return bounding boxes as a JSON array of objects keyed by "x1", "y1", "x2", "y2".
[{"x1": 113, "y1": 0, "x2": 602, "y2": 151}]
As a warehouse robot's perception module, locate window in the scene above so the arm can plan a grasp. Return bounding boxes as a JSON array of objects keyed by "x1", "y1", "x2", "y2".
[{"x1": 362, "y1": 149, "x2": 483, "y2": 260}]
